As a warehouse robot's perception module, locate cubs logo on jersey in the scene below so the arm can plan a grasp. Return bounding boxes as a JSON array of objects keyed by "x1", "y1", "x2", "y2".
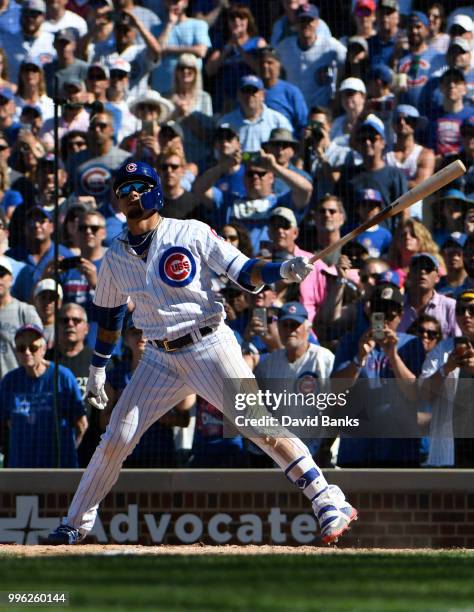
[
  {"x1": 295, "y1": 372, "x2": 319, "y2": 395},
  {"x1": 158, "y1": 247, "x2": 196, "y2": 287},
  {"x1": 126, "y1": 163, "x2": 137, "y2": 173}
]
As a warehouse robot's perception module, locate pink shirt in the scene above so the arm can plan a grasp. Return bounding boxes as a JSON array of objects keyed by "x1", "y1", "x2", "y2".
[{"x1": 295, "y1": 244, "x2": 336, "y2": 324}]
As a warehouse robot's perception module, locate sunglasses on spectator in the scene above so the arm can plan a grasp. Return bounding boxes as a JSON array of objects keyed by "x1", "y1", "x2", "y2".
[
  {"x1": 245, "y1": 170, "x2": 267, "y2": 178},
  {"x1": 60, "y1": 316, "x2": 86, "y2": 324},
  {"x1": 116, "y1": 181, "x2": 151, "y2": 197},
  {"x1": 396, "y1": 116, "x2": 417, "y2": 127},
  {"x1": 360, "y1": 272, "x2": 381, "y2": 283},
  {"x1": 110, "y1": 70, "x2": 128, "y2": 79},
  {"x1": 27, "y1": 216, "x2": 49, "y2": 225},
  {"x1": 89, "y1": 122, "x2": 110, "y2": 130},
  {"x1": 270, "y1": 218, "x2": 291, "y2": 230},
  {"x1": 68, "y1": 139, "x2": 87, "y2": 149},
  {"x1": 78, "y1": 224, "x2": 104, "y2": 233},
  {"x1": 16, "y1": 343, "x2": 43, "y2": 353},
  {"x1": 456, "y1": 304, "x2": 474, "y2": 317},
  {"x1": 317, "y1": 207, "x2": 339, "y2": 215},
  {"x1": 416, "y1": 327, "x2": 440, "y2": 340},
  {"x1": 356, "y1": 132, "x2": 379, "y2": 143},
  {"x1": 241, "y1": 86, "x2": 259, "y2": 95},
  {"x1": 0, "y1": 143, "x2": 8, "y2": 151},
  {"x1": 160, "y1": 163, "x2": 181, "y2": 171},
  {"x1": 23, "y1": 9, "x2": 42, "y2": 17}
]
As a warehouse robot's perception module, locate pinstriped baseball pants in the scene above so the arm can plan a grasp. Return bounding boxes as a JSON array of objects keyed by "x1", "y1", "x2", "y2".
[{"x1": 67, "y1": 323, "x2": 319, "y2": 533}]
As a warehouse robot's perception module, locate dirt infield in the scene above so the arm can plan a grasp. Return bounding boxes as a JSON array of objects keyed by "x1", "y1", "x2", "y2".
[{"x1": 0, "y1": 544, "x2": 467, "y2": 557}]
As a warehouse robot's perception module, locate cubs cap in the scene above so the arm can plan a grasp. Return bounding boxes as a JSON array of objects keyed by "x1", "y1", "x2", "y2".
[
  {"x1": 369, "y1": 64, "x2": 393, "y2": 85},
  {"x1": 22, "y1": 0, "x2": 46, "y2": 13},
  {"x1": 411, "y1": 252, "x2": 439, "y2": 271},
  {"x1": 348, "y1": 36, "x2": 369, "y2": 54},
  {"x1": 239, "y1": 75, "x2": 264, "y2": 91},
  {"x1": 442, "y1": 188, "x2": 470, "y2": 202},
  {"x1": 33, "y1": 278, "x2": 64, "y2": 299},
  {"x1": 339, "y1": 77, "x2": 366, "y2": 94},
  {"x1": 409, "y1": 11, "x2": 429, "y2": 28},
  {"x1": 25, "y1": 205, "x2": 52, "y2": 220},
  {"x1": 296, "y1": 4, "x2": 319, "y2": 19},
  {"x1": 449, "y1": 37, "x2": 471, "y2": 53},
  {"x1": 214, "y1": 123, "x2": 238, "y2": 140},
  {"x1": 258, "y1": 46, "x2": 281, "y2": 61},
  {"x1": 355, "y1": 188, "x2": 383, "y2": 204},
  {"x1": 15, "y1": 323, "x2": 44, "y2": 340},
  {"x1": 278, "y1": 302, "x2": 308, "y2": 324},
  {"x1": 448, "y1": 14, "x2": 473, "y2": 34},
  {"x1": 378, "y1": 0, "x2": 398, "y2": 11},
  {"x1": 359, "y1": 114, "x2": 386, "y2": 139},
  {"x1": 377, "y1": 270, "x2": 401, "y2": 288},
  {"x1": 0, "y1": 88, "x2": 14, "y2": 103},
  {"x1": 442, "y1": 232, "x2": 468, "y2": 250},
  {"x1": 370, "y1": 283, "x2": 404, "y2": 307},
  {"x1": 269, "y1": 207, "x2": 297, "y2": 227},
  {"x1": 55, "y1": 29, "x2": 76, "y2": 43},
  {"x1": 0, "y1": 256, "x2": 13, "y2": 275}
]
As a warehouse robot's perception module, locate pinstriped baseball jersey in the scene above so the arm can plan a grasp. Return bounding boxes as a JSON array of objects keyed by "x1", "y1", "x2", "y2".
[{"x1": 94, "y1": 218, "x2": 259, "y2": 340}]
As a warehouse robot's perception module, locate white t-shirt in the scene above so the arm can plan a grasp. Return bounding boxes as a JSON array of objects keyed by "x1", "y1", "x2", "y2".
[{"x1": 42, "y1": 10, "x2": 88, "y2": 38}]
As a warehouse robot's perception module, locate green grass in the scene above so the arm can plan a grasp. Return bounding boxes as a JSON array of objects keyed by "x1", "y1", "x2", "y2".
[{"x1": 2, "y1": 553, "x2": 474, "y2": 611}]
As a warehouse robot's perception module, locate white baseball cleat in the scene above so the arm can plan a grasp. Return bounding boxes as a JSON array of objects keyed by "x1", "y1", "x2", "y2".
[{"x1": 315, "y1": 485, "x2": 358, "y2": 545}]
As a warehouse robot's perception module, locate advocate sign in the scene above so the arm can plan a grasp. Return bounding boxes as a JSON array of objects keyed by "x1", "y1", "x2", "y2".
[{"x1": 1, "y1": 496, "x2": 319, "y2": 545}]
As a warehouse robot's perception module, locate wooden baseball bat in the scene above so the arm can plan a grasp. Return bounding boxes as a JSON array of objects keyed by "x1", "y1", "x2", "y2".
[{"x1": 309, "y1": 159, "x2": 466, "y2": 264}]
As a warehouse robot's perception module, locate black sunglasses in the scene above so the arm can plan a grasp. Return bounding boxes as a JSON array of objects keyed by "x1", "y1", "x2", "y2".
[
  {"x1": 416, "y1": 328, "x2": 440, "y2": 340},
  {"x1": 160, "y1": 163, "x2": 180, "y2": 171},
  {"x1": 16, "y1": 343, "x2": 42, "y2": 353},
  {"x1": 456, "y1": 304, "x2": 474, "y2": 317},
  {"x1": 245, "y1": 170, "x2": 267, "y2": 178},
  {"x1": 78, "y1": 224, "x2": 104, "y2": 233}
]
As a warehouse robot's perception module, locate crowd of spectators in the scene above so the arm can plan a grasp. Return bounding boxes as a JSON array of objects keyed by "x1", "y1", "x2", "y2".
[{"x1": 0, "y1": 0, "x2": 473, "y2": 470}]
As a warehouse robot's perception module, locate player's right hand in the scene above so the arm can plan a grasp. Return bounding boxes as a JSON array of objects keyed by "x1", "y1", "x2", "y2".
[{"x1": 86, "y1": 365, "x2": 108, "y2": 411}]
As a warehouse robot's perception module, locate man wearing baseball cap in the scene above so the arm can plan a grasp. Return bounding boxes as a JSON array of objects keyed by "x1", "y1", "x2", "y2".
[
  {"x1": 398, "y1": 253, "x2": 460, "y2": 339},
  {"x1": 258, "y1": 46, "x2": 309, "y2": 136},
  {"x1": 353, "y1": 188, "x2": 392, "y2": 257},
  {"x1": 437, "y1": 234, "x2": 469, "y2": 299},
  {"x1": 43, "y1": 29, "x2": 88, "y2": 98},
  {"x1": 275, "y1": 4, "x2": 347, "y2": 109},
  {"x1": 397, "y1": 11, "x2": 440, "y2": 108},
  {"x1": 419, "y1": 37, "x2": 473, "y2": 121},
  {"x1": 0, "y1": 0, "x2": 55, "y2": 83},
  {"x1": 262, "y1": 128, "x2": 312, "y2": 197},
  {"x1": 0, "y1": 256, "x2": 42, "y2": 379},
  {"x1": 0, "y1": 323, "x2": 87, "y2": 468},
  {"x1": 218, "y1": 75, "x2": 293, "y2": 153},
  {"x1": 368, "y1": 0, "x2": 402, "y2": 69},
  {"x1": 331, "y1": 78, "x2": 366, "y2": 152},
  {"x1": 270, "y1": 0, "x2": 332, "y2": 49},
  {"x1": 255, "y1": 300, "x2": 335, "y2": 457},
  {"x1": 385, "y1": 104, "x2": 434, "y2": 221},
  {"x1": 333, "y1": 280, "x2": 425, "y2": 468},
  {"x1": 338, "y1": 114, "x2": 407, "y2": 229}
]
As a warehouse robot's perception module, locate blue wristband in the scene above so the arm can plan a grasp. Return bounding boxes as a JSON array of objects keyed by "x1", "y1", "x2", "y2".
[
  {"x1": 91, "y1": 339, "x2": 116, "y2": 368},
  {"x1": 261, "y1": 262, "x2": 284, "y2": 284}
]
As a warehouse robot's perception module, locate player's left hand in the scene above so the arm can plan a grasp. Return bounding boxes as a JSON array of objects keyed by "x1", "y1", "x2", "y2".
[{"x1": 280, "y1": 257, "x2": 314, "y2": 283}]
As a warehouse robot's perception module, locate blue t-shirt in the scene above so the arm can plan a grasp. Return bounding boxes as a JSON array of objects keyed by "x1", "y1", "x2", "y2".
[
  {"x1": 397, "y1": 48, "x2": 444, "y2": 107},
  {"x1": 265, "y1": 79, "x2": 308, "y2": 136},
  {"x1": 355, "y1": 225, "x2": 392, "y2": 257},
  {"x1": 428, "y1": 106, "x2": 474, "y2": 156},
  {"x1": 333, "y1": 331, "x2": 425, "y2": 467},
  {"x1": 368, "y1": 33, "x2": 397, "y2": 68},
  {"x1": 0, "y1": 363, "x2": 85, "y2": 467},
  {"x1": 6, "y1": 242, "x2": 74, "y2": 303},
  {"x1": 215, "y1": 165, "x2": 247, "y2": 199}
]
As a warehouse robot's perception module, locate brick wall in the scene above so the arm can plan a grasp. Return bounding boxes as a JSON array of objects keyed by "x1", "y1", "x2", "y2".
[{"x1": 0, "y1": 470, "x2": 473, "y2": 547}]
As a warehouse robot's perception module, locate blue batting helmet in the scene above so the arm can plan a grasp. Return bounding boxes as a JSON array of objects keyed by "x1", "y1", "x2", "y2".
[{"x1": 113, "y1": 161, "x2": 163, "y2": 211}]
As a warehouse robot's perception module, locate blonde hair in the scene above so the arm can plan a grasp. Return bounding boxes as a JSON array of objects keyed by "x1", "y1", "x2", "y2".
[
  {"x1": 172, "y1": 53, "x2": 203, "y2": 108},
  {"x1": 388, "y1": 219, "x2": 445, "y2": 269},
  {"x1": 158, "y1": 144, "x2": 186, "y2": 167}
]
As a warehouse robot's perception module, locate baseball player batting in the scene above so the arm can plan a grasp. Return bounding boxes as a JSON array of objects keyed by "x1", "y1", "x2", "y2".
[{"x1": 47, "y1": 161, "x2": 357, "y2": 546}]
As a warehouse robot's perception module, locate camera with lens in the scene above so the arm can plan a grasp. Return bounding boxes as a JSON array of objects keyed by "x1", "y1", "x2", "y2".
[{"x1": 310, "y1": 120, "x2": 326, "y2": 141}]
